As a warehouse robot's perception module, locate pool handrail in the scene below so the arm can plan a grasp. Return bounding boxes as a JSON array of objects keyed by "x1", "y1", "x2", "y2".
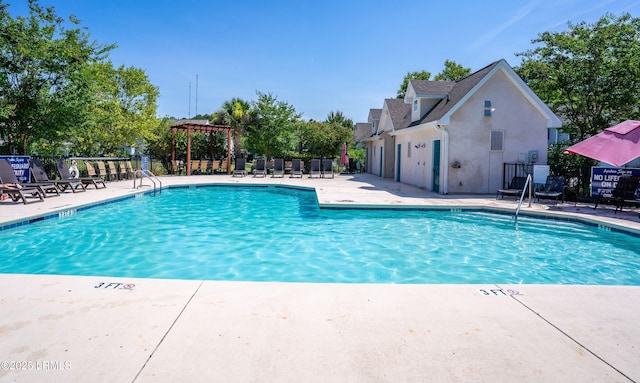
[
  {"x1": 133, "y1": 169, "x2": 162, "y2": 195},
  {"x1": 514, "y1": 174, "x2": 532, "y2": 220}
]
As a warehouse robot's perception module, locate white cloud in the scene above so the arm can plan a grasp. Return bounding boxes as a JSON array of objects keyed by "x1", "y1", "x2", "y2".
[{"x1": 467, "y1": 0, "x2": 540, "y2": 52}]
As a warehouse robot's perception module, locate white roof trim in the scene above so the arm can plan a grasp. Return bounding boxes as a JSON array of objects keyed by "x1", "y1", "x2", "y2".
[
  {"x1": 389, "y1": 121, "x2": 440, "y2": 136},
  {"x1": 438, "y1": 60, "x2": 561, "y2": 128},
  {"x1": 403, "y1": 82, "x2": 415, "y2": 104},
  {"x1": 414, "y1": 93, "x2": 448, "y2": 99}
]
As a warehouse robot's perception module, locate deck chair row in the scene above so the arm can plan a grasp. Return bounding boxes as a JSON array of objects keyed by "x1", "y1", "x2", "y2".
[
  {"x1": 496, "y1": 175, "x2": 565, "y2": 204},
  {"x1": 79, "y1": 160, "x2": 135, "y2": 181},
  {"x1": 172, "y1": 159, "x2": 233, "y2": 175},
  {"x1": 0, "y1": 158, "x2": 108, "y2": 205},
  {"x1": 232, "y1": 158, "x2": 336, "y2": 178},
  {"x1": 308, "y1": 159, "x2": 335, "y2": 179}
]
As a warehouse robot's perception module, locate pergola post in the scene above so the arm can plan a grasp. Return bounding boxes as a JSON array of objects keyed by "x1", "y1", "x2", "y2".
[
  {"x1": 171, "y1": 128, "x2": 176, "y2": 168},
  {"x1": 186, "y1": 127, "x2": 192, "y2": 176},
  {"x1": 227, "y1": 129, "x2": 232, "y2": 174},
  {"x1": 208, "y1": 132, "x2": 214, "y2": 163}
]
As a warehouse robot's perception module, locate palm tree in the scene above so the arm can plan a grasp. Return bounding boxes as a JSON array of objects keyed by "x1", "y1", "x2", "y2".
[{"x1": 219, "y1": 98, "x2": 251, "y2": 158}]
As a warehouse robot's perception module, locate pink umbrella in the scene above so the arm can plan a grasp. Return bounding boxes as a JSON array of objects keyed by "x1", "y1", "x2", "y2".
[
  {"x1": 340, "y1": 143, "x2": 348, "y2": 165},
  {"x1": 565, "y1": 120, "x2": 640, "y2": 167}
]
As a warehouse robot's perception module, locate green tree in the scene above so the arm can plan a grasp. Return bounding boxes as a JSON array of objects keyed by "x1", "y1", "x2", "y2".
[
  {"x1": 396, "y1": 70, "x2": 431, "y2": 99},
  {"x1": 324, "y1": 110, "x2": 355, "y2": 167},
  {"x1": 63, "y1": 62, "x2": 159, "y2": 156},
  {"x1": 0, "y1": 0, "x2": 114, "y2": 154},
  {"x1": 348, "y1": 147, "x2": 366, "y2": 168},
  {"x1": 325, "y1": 110, "x2": 354, "y2": 130},
  {"x1": 244, "y1": 91, "x2": 301, "y2": 159},
  {"x1": 434, "y1": 60, "x2": 471, "y2": 81},
  {"x1": 516, "y1": 13, "x2": 640, "y2": 141},
  {"x1": 299, "y1": 120, "x2": 353, "y2": 159},
  {"x1": 185, "y1": 113, "x2": 224, "y2": 160},
  {"x1": 147, "y1": 117, "x2": 177, "y2": 171}
]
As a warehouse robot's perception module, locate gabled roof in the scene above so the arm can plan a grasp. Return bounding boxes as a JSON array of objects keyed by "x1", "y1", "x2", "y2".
[
  {"x1": 407, "y1": 61, "x2": 500, "y2": 127},
  {"x1": 384, "y1": 99, "x2": 412, "y2": 130},
  {"x1": 403, "y1": 59, "x2": 561, "y2": 129},
  {"x1": 368, "y1": 108, "x2": 382, "y2": 122},
  {"x1": 355, "y1": 122, "x2": 372, "y2": 140},
  {"x1": 409, "y1": 80, "x2": 455, "y2": 97}
]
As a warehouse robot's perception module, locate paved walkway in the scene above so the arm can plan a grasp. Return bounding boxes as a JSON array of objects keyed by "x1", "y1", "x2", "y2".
[{"x1": 0, "y1": 173, "x2": 639, "y2": 382}]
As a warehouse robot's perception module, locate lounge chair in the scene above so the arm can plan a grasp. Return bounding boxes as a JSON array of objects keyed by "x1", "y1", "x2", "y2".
[
  {"x1": 30, "y1": 158, "x2": 86, "y2": 193},
  {"x1": 290, "y1": 159, "x2": 303, "y2": 178},
  {"x1": 232, "y1": 158, "x2": 247, "y2": 177},
  {"x1": 118, "y1": 161, "x2": 133, "y2": 180},
  {"x1": 0, "y1": 159, "x2": 60, "y2": 198},
  {"x1": 309, "y1": 159, "x2": 321, "y2": 178},
  {"x1": 210, "y1": 159, "x2": 220, "y2": 174},
  {"x1": 496, "y1": 176, "x2": 527, "y2": 199},
  {"x1": 107, "y1": 161, "x2": 120, "y2": 181},
  {"x1": 190, "y1": 160, "x2": 200, "y2": 175},
  {"x1": 96, "y1": 161, "x2": 113, "y2": 181},
  {"x1": 84, "y1": 160, "x2": 98, "y2": 178},
  {"x1": 535, "y1": 176, "x2": 565, "y2": 204},
  {"x1": 125, "y1": 161, "x2": 136, "y2": 178},
  {"x1": 0, "y1": 159, "x2": 55, "y2": 199},
  {"x1": 219, "y1": 159, "x2": 229, "y2": 174},
  {"x1": 56, "y1": 158, "x2": 107, "y2": 189},
  {"x1": 0, "y1": 183, "x2": 44, "y2": 204},
  {"x1": 253, "y1": 158, "x2": 267, "y2": 177},
  {"x1": 272, "y1": 158, "x2": 285, "y2": 178},
  {"x1": 203, "y1": 159, "x2": 213, "y2": 174},
  {"x1": 321, "y1": 159, "x2": 334, "y2": 179},
  {"x1": 171, "y1": 160, "x2": 184, "y2": 175},
  {"x1": 611, "y1": 175, "x2": 640, "y2": 213}
]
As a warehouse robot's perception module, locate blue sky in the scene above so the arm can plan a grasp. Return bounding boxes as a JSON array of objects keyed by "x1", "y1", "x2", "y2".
[{"x1": 8, "y1": 0, "x2": 640, "y2": 123}]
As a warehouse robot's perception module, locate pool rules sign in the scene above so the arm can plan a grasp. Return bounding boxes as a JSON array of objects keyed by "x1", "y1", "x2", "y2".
[{"x1": 590, "y1": 167, "x2": 640, "y2": 198}]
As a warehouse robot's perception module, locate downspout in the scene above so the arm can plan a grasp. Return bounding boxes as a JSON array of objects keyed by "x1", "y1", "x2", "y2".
[{"x1": 434, "y1": 124, "x2": 448, "y2": 194}]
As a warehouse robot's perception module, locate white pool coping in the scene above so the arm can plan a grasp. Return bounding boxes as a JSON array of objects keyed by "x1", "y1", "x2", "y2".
[{"x1": 1, "y1": 173, "x2": 639, "y2": 382}]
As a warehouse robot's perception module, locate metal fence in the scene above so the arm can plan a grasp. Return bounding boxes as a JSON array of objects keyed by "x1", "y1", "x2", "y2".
[
  {"x1": 501, "y1": 163, "x2": 534, "y2": 189},
  {"x1": 555, "y1": 165, "x2": 594, "y2": 201},
  {"x1": 502, "y1": 162, "x2": 593, "y2": 202}
]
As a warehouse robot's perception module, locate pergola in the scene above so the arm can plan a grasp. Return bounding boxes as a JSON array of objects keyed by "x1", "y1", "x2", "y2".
[{"x1": 170, "y1": 120, "x2": 233, "y2": 175}]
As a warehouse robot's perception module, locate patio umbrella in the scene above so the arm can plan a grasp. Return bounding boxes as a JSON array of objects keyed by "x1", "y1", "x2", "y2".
[
  {"x1": 565, "y1": 120, "x2": 640, "y2": 167},
  {"x1": 340, "y1": 143, "x2": 348, "y2": 166}
]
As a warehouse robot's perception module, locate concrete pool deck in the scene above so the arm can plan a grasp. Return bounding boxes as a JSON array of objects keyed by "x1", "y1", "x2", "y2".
[{"x1": 0, "y1": 173, "x2": 639, "y2": 382}]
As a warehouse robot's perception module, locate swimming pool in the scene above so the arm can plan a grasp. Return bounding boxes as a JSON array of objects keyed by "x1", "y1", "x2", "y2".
[{"x1": 1, "y1": 185, "x2": 639, "y2": 285}]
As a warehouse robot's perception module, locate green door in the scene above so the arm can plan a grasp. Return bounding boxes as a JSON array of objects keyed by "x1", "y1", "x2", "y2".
[
  {"x1": 379, "y1": 147, "x2": 383, "y2": 177},
  {"x1": 396, "y1": 144, "x2": 401, "y2": 182},
  {"x1": 432, "y1": 140, "x2": 440, "y2": 193}
]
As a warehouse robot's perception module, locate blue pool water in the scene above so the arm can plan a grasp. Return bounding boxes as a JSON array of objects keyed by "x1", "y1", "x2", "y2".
[{"x1": 1, "y1": 185, "x2": 639, "y2": 285}]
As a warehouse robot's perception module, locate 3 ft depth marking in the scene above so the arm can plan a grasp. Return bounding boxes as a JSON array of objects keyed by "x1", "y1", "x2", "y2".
[{"x1": 94, "y1": 282, "x2": 135, "y2": 290}]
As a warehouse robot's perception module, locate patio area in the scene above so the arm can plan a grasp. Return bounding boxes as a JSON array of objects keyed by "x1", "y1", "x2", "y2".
[{"x1": 0, "y1": 173, "x2": 638, "y2": 382}]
